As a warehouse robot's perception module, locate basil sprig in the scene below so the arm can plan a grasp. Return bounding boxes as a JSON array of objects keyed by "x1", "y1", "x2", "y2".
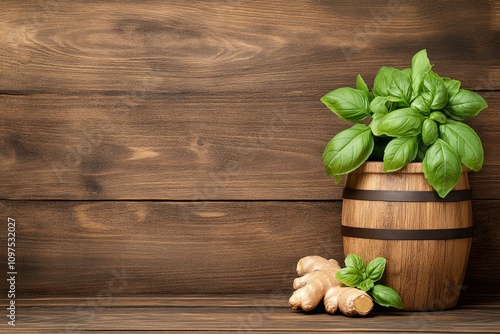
[
  {"x1": 321, "y1": 49, "x2": 488, "y2": 197},
  {"x1": 336, "y1": 254, "x2": 403, "y2": 309}
]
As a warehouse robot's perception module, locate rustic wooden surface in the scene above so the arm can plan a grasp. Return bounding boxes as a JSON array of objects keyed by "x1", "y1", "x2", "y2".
[
  {"x1": 0, "y1": 93, "x2": 498, "y2": 200},
  {"x1": 1, "y1": 1, "x2": 498, "y2": 93},
  {"x1": 0, "y1": 0, "x2": 499, "y2": 200},
  {"x1": 7, "y1": 295, "x2": 500, "y2": 333},
  {"x1": 0, "y1": 200, "x2": 497, "y2": 296},
  {"x1": 0, "y1": 3, "x2": 499, "y2": 330}
]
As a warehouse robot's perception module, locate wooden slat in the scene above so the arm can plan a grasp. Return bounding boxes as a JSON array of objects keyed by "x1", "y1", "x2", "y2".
[
  {"x1": 0, "y1": 94, "x2": 333, "y2": 200},
  {"x1": 0, "y1": 200, "x2": 498, "y2": 296},
  {"x1": 0, "y1": 200, "x2": 343, "y2": 296},
  {"x1": 2, "y1": 295, "x2": 499, "y2": 333},
  {"x1": 1, "y1": 92, "x2": 498, "y2": 200},
  {"x1": 12, "y1": 293, "x2": 500, "y2": 308},
  {"x1": 0, "y1": 1, "x2": 498, "y2": 95}
]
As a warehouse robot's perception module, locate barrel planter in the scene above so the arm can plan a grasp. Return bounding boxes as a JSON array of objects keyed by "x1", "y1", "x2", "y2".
[{"x1": 341, "y1": 162, "x2": 473, "y2": 311}]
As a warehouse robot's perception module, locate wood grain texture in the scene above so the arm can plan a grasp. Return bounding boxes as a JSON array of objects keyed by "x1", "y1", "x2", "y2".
[
  {"x1": 2, "y1": 295, "x2": 499, "y2": 333},
  {"x1": 0, "y1": 200, "x2": 497, "y2": 296},
  {"x1": 0, "y1": 0, "x2": 498, "y2": 95},
  {"x1": 0, "y1": 92, "x2": 498, "y2": 200},
  {"x1": 0, "y1": 0, "x2": 498, "y2": 308},
  {"x1": 0, "y1": 200, "x2": 343, "y2": 296}
]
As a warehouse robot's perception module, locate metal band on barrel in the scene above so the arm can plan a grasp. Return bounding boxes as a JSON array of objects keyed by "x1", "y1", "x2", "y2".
[
  {"x1": 342, "y1": 188, "x2": 472, "y2": 202},
  {"x1": 341, "y1": 225, "x2": 474, "y2": 240}
]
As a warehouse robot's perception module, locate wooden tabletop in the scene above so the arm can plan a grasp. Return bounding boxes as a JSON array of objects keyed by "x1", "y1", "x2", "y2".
[{"x1": 8, "y1": 294, "x2": 500, "y2": 333}]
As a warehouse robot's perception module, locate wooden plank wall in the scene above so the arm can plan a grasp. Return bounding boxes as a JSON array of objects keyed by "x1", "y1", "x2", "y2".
[{"x1": 0, "y1": 1, "x2": 499, "y2": 297}]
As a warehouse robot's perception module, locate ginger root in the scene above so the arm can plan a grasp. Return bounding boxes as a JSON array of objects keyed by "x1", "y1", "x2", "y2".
[{"x1": 288, "y1": 255, "x2": 374, "y2": 316}]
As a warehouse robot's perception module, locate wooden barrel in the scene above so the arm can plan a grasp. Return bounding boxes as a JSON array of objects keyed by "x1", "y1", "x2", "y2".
[{"x1": 341, "y1": 162, "x2": 473, "y2": 311}]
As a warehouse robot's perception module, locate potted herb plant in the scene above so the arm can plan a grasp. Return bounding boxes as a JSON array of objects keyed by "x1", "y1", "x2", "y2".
[{"x1": 321, "y1": 49, "x2": 488, "y2": 310}]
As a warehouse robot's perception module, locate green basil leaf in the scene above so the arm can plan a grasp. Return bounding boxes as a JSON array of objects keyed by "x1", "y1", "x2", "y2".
[
  {"x1": 321, "y1": 87, "x2": 370, "y2": 122},
  {"x1": 370, "y1": 113, "x2": 385, "y2": 136},
  {"x1": 445, "y1": 89, "x2": 488, "y2": 120},
  {"x1": 443, "y1": 77, "x2": 461, "y2": 98},
  {"x1": 389, "y1": 69, "x2": 412, "y2": 104},
  {"x1": 370, "y1": 96, "x2": 389, "y2": 114},
  {"x1": 344, "y1": 253, "x2": 367, "y2": 273},
  {"x1": 358, "y1": 279, "x2": 374, "y2": 292},
  {"x1": 383, "y1": 136, "x2": 419, "y2": 172},
  {"x1": 423, "y1": 139, "x2": 462, "y2": 198},
  {"x1": 356, "y1": 74, "x2": 371, "y2": 100},
  {"x1": 373, "y1": 66, "x2": 397, "y2": 97},
  {"x1": 422, "y1": 119, "x2": 439, "y2": 146},
  {"x1": 386, "y1": 96, "x2": 408, "y2": 107},
  {"x1": 429, "y1": 111, "x2": 447, "y2": 124},
  {"x1": 423, "y1": 71, "x2": 448, "y2": 110},
  {"x1": 377, "y1": 107, "x2": 423, "y2": 137},
  {"x1": 322, "y1": 124, "x2": 374, "y2": 177},
  {"x1": 335, "y1": 267, "x2": 363, "y2": 287},
  {"x1": 411, "y1": 91, "x2": 433, "y2": 115},
  {"x1": 366, "y1": 257, "x2": 386, "y2": 282},
  {"x1": 371, "y1": 284, "x2": 404, "y2": 309},
  {"x1": 439, "y1": 120, "x2": 484, "y2": 172},
  {"x1": 411, "y1": 49, "x2": 432, "y2": 100}
]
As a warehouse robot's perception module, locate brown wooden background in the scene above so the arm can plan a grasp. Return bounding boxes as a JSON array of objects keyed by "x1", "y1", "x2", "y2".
[{"x1": 0, "y1": 1, "x2": 499, "y2": 298}]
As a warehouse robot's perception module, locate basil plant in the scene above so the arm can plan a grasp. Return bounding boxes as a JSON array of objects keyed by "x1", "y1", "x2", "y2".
[{"x1": 321, "y1": 49, "x2": 488, "y2": 198}]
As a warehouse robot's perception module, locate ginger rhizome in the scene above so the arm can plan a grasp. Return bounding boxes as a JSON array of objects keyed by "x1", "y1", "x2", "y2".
[{"x1": 288, "y1": 255, "x2": 374, "y2": 316}]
